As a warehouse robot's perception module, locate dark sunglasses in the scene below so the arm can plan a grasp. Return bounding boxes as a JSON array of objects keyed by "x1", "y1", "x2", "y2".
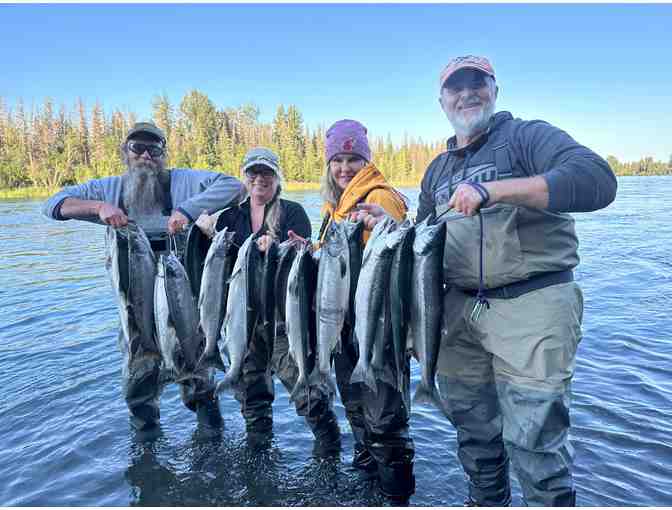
[
  {"x1": 245, "y1": 166, "x2": 276, "y2": 179},
  {"x1": 128, "y1": 141, "x2": 165, "y2": 158},
  {"x1": 443, "y1": 72, "x2": 489, "y2": 94}
]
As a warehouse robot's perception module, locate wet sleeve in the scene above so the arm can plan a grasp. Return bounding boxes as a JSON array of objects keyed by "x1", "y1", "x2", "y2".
[
  {"x1": 283, "y1": 201, "x2": 312, "y2": 239},
  {"x1": 510, "y1": 120, "x2": 617, "y2": 212},
  {"x1": 175, "y1": 171, "x2": 245, "y2": 221}
]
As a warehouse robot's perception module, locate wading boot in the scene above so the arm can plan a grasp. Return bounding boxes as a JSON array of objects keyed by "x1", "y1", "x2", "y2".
[
  {"x1": 312, "y1": 414, "x2": 342, "y2": 458},
  {"x1": 195, "y1": 394, "x2": 223, "y2": 429},
  {"x1": 352, "y1": 443, "x2": 377, "y2": 472},
  {"x1": 378, "y1": 461, "x2": 415, "y2": 505}
]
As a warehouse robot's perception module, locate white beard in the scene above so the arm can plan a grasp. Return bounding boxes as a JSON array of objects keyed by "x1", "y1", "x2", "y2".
[
  {"x1": 121, "y1": 163, "x2": 168, "y2": 218},
  {"x1": 448, "y1": 98, "x2": 496, "y2": 139}
]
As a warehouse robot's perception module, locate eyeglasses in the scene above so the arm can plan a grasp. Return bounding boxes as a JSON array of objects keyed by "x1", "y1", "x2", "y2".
[
  {"x1": 443, "y1": 72, "x2": 489, "y2": 94},
  {"x1": 245, "y1": 167, "x2": 276, "y2": 180},
  {"x1": 128, "y1": 141, "x2": 165, "y2": 158}
]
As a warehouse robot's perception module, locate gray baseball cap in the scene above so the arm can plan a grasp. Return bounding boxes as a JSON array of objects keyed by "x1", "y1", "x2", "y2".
[
  {"x1": 242, "y1": 147, "x2": 283, "y2": 178},
  {"x1": 125, "y1": 121, "x2": 166, "y2": 145}
]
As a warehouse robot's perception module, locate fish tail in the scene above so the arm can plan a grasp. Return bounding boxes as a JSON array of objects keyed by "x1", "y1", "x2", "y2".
[
  {"x1": 216, "y1": 367, "x2": 240, "y2": 394},
  {"x1": 412, "y1": 384, "x2": 445, "y2": 415},
  {"x1": 349, "y1": 360, "x2": 367, "y2": 386},
  {"x1": 198, "y1": 348, "x2": 226, "y2": 371},
  {"x1": 289, "y1": 375, "x2": 307, "y2": 403},
  {"x1": 364, "y1": 365, "x2": 378, "y2": 394},
  {"x1": 309, "y1": 368, "x2": 337, "y2": 399},
  {"x1": 215, "y1": 380, "x2": 229, "y2": 395}
]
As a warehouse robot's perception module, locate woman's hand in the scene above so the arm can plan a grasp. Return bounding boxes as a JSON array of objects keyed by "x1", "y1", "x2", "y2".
[
  {"x1": 196, "y1": 212, "x2": 217, "y2": 239},
  {"x1": 256, "y1": 234, "x2": 272, "y2": 252},
  {"x1": 352, "y1": 203, "x2": 388, "y2": 229},
  {"x1": 287, "y1": 230, "x2": 309, "y2": 245}
]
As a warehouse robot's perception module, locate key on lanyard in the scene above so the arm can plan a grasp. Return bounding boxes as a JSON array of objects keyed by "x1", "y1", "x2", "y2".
[{"x1": 470, "y1": 299, "x2": 487, "y2": 322}]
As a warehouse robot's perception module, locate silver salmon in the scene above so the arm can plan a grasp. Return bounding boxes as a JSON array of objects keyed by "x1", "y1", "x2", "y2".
[
  {"x1": 197, "y1": 227, "x2": 236, "y2": 369},
  {"x1": 315, "y1": 221, "x2": 349, "y2": 390},
  {"x1": 410, "y1": 218, "x2": 446, "y2": 410},
  {"x1": 105, "y1": 222, "x2": 158, "y2": 357}
]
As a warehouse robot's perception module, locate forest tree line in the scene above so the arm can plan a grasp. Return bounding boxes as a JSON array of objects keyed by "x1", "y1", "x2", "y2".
[{"x1": 0, "y1": 91, "x2": 669, "y2": 191}]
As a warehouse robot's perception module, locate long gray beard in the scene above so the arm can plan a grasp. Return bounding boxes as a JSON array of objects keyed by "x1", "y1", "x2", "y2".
[{"x1": 121, "y1": 164, "x2": 169, "y2": 219}]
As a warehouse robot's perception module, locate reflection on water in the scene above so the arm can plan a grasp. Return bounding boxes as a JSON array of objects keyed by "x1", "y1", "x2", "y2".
[{"x1": 1, "y1": 179, "x2": 672, "y2": 506}]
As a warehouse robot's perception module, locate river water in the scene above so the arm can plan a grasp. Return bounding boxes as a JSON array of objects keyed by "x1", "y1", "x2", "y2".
[{"x1": 1, "y1": 177, "x2": 671, "y2": 506}]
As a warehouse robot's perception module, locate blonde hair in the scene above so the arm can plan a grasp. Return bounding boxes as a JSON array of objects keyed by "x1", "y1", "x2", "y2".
[{"x1": 320, "y1": 164, "x2": 342, "y2": 209}]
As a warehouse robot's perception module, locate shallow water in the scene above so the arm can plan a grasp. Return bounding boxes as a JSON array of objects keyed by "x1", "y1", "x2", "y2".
[{"x1": 1, "y1": 177, "x2": 671, "y2": 506}]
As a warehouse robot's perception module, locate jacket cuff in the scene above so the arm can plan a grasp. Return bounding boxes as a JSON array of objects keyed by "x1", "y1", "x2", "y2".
[
  {"x1": 176, "y1": 206, "x2": 194, "y2": 222},
  {"x1": 52, "y1": 197, "x2": 69, "y2": 220}
]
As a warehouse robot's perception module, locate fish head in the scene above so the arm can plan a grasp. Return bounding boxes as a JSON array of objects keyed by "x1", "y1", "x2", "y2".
[
  {"x1": 413, "y1": 220, "x2": 446, "y2": 255},
  {"x1": 343, "y1": 219, "x2": 365, "y2": 243},
  {"x1": 325, "y1": 222, "x2": 347, "y2": 258}
]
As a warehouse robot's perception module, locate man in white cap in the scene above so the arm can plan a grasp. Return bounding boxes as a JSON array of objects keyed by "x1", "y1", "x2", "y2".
[
  {"x1": 43, "y1": 121, "x2": 244, "y2": 432},
  {"x1": 356, "y1": 55, "x2": 617, "y2": 506}
]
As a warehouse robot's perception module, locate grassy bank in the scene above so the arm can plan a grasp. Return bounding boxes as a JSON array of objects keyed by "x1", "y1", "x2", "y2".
[
  {"x1": 0, "y1": 186, "x2": 58, "y2": 200},
  {"x1": 0, "y1": 183, "x2": 327, "y2": 200}
]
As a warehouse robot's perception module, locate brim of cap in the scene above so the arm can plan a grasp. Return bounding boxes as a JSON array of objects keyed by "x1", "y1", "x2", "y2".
[
  {"x1": 441, "y1": 64, "x2": 495, "y2": 88},
  {"x1": 242, "y1": 161, "x2": 281, "y2": 175},
  {"x1": 126, "y1": 129, "x2": 165, "y2": 142}
]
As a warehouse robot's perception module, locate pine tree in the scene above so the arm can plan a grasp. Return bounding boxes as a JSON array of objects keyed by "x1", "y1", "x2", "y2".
[
  {"x1": 152, "y1": 94, "x2": 174, "y2": 147},
  {"x1": 90, "y1": 101, "x2": 106, "y2": 175},
  {"x1": 75, "y1": 97, "x2": 90, "y2": 167}
]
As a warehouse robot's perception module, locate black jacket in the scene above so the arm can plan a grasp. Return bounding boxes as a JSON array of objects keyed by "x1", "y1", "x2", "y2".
[
  {"x1": 417, "y1": 111, "x2": 617, "y2": 222},
  {"x1": 215, "y1": 197, "x2": 311, "y2": 247}
]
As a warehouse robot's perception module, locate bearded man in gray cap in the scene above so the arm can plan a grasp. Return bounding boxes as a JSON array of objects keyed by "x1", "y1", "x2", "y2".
[
  {"x1": 43, "y1": 121, "x2": 245, "y2": 432},
  {"x1": 356, "y1": 56, "x2": 617, "y2": 506}
]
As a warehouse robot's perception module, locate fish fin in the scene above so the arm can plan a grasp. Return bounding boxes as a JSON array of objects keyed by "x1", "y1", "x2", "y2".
[
  {"x1": 324, "y1": 372, "x2": 337, "y2": 398},
  {"x1": 339, "y1": 257, "x2": 347, "y2": 278},
  {"x1": 215, "y1": 380, "x2": 229, "y2": 395},
  {"x1": 196, "y1": 348, "x2": 225, "y2": 372},
  {"x1": 350, "y1": 361, "x2": 378, "y2": 394},
  {"x1": 216, "y1": 367, "x2": 242, "y2": 394},
  {"x1": 376, "y1": 367, "x2": 397, "y2": 389},
  {"x1": 334, "y1": 336, "x2": 342, "y2": 354},
  {"x1": 364, "y1": 366, "x2": 378, "y2": 394}
]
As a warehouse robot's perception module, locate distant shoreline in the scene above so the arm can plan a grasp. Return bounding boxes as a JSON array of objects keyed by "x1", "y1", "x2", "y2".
[
  {"x1": 0, "y1": 174, "x2": 667, "y2": 200},
  {"x1": 0, "y1": 180, "x2": 421, "y2": 200}
]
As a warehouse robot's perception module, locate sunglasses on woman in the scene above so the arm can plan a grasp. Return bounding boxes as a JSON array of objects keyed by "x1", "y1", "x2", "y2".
[
  {"x1": 245, "y1": 166, "x2": 276, "y2": 180},
  {"x1": 128, "y1": 141, "x2": 165, "y2": 158}
]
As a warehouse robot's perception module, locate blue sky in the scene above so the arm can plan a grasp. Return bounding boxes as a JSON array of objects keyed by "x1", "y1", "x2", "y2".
[{"x1": 1, "y1": 3, "x2": 670, "y2": 162}]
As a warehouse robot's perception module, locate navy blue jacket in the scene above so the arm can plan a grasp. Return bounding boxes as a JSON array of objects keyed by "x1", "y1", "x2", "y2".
[
  {"x1": 215, "y1": 197, "x2": 311, "y2": 248},
  {"x1": 417, "y1": 111, "x2": 617, "y2": 222}
]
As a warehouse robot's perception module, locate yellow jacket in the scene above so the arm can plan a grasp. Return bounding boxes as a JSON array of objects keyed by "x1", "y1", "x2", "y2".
[{"x1": 319, "y1": 163, "x2": 407, "y2": 245}]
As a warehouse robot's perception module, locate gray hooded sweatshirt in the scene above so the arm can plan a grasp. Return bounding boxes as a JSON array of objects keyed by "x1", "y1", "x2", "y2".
[{"x1": 42, "y1": 168, "x2": 244, "y2": 223}]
